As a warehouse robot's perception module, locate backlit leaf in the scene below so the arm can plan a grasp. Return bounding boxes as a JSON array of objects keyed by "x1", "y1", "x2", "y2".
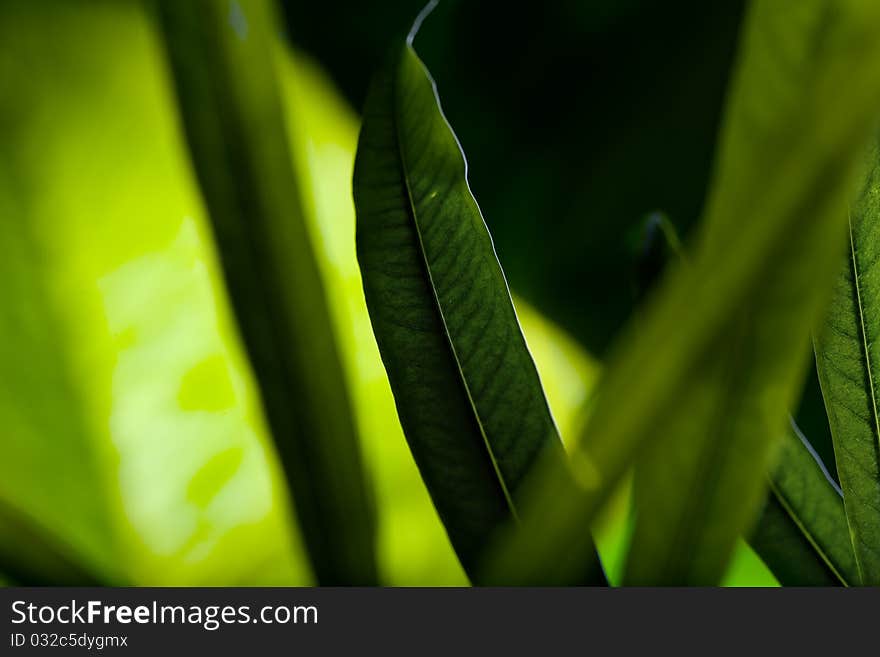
[
  {"x1": 353, "y1": 40, "x2": 605, "y2": 584},
  {"x1": 156, "y1": 0, "x2": 377, "y2": 584}
]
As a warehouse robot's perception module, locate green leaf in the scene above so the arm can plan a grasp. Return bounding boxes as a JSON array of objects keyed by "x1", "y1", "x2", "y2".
[
  {"x1": 814, "y1": 138, "x2": 880, "y2": 585},
  {"x1": 155, "y1": 0, "x2": 376, "y2": 584},
  {"x1": 624, "y1": 205, "x2": 849, "y2": 587},
  {"x1": 486, "y1": 0, "x2": 880, "y2": 585},
  {"x1": 353, "y1": 41, "x2": 605, "y2": 584},
  {"x1": 624, "y1": 199, "x2": 851, "y2": 587},
  {"x1": 750, "y1": 421, "x2": 858, "y2": 586},
  {"x1": 0, "y1": 188, "x2": 119, "y2": 584}
]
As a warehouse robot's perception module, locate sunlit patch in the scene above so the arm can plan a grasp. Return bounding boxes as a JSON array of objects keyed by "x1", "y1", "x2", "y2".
[
  {"x1": 112, "y1": 327, "x2": 138, "y2": 352},
  {"x1": 281, "y1": 52, "x2": 606, "y2": 585},
  {"x1": 99, "y1": 219, "x2": 273, "y2": 566},
  {"x1": 178, "y1": 354, "x2": 236, "y2": 411}
]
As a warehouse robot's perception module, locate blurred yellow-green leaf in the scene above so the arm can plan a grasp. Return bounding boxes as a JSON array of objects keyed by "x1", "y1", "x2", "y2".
[
  {"x1": 814, "y1": 137, "x2": 880, "y2": 585},
  {"x1": 0, "y1": 0, "x2": 305, "y2": 585},
  {"x1": 155, "y1": 0, "x2": 377, "y2": 585}
]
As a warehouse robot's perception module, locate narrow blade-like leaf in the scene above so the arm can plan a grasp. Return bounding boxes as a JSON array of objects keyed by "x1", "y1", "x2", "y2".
[
  {"x1": 156, "y1": 0, "x2": 376, "y2": 584},
  {"x1": 353, "y1": 41, "x2": 604, "y2": 584},
  {"x1": 0, "y1": 0, "x2": 314, "y2": 585},
  {"x1": 629, "y1": 207, "x2": 851, "y2": 586},
  {"x1": 750, "y1": 421, "x2": 858, "y2": 586},
  {"x1": 814, "y1": 139, "x2": 880, "y2": 584},
  {"x1": 487, "y1": 0, "x2": 880, "y2": 584},
  {"x1": 624, "y1": 0, "x2": 880, "y2": 585}
]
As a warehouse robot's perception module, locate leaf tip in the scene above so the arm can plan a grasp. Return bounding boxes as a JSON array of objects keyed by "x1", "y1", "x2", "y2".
[{"x1": 406, "y1": 0, "x2": 439, "y2": 46}]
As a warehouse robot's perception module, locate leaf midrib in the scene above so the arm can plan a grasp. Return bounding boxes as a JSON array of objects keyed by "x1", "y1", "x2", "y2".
[
  {"x1": 772, "y1": 422, "x2": 849, "y2": 585},
  {"x1": 390, "y1": 47, "x2": 518, "y2": 519},
  {"x1": 767, "y1": 477, "x2": 848, "y2": 585},
  {"x1": 844, "y1": 207, "x2": 878, "y2": 585}
]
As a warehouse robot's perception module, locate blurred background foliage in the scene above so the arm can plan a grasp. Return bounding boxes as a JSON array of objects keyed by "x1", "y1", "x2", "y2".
[{"x1": 0, "y1": 0, "x2": 781, "y2": 585}]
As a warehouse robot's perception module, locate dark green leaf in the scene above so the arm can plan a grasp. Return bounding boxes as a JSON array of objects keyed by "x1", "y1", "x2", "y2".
[
  {"x1": 0, "y1": 0, "x2": 315, "y2": 585},
  {"x1": 626, "y1": 204, "x2": 852, "y2": 586},
  {"x1": 156, "y1": 0, "x2": 376, "y2": 584},
  {"x1": 353, "y1": 41, "x2": 604, "y2": 584},
  {"x1": 0, "y1": 87, "x2": 121, "y2": 585},
  {"x1": 622, "y1": 204, "x2": 849, "y2": 587},
  {"x1": 814, "y1": 137, "x2": 880, "y2": 585},
  {"x1": 486, "y1": 0, "x2": 880, "y2": 585},
  {"x1": 750, "y1": 421, "x2": 858, "y2": 586}
]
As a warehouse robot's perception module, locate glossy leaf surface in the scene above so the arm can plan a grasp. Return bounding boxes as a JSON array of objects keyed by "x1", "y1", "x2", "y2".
[
  {"x1": 354, "y1": 42, "x2": 604, "y2": 583},
  {"x1": 750, "y1": 422, "x2": 857, "y2": 586}
]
